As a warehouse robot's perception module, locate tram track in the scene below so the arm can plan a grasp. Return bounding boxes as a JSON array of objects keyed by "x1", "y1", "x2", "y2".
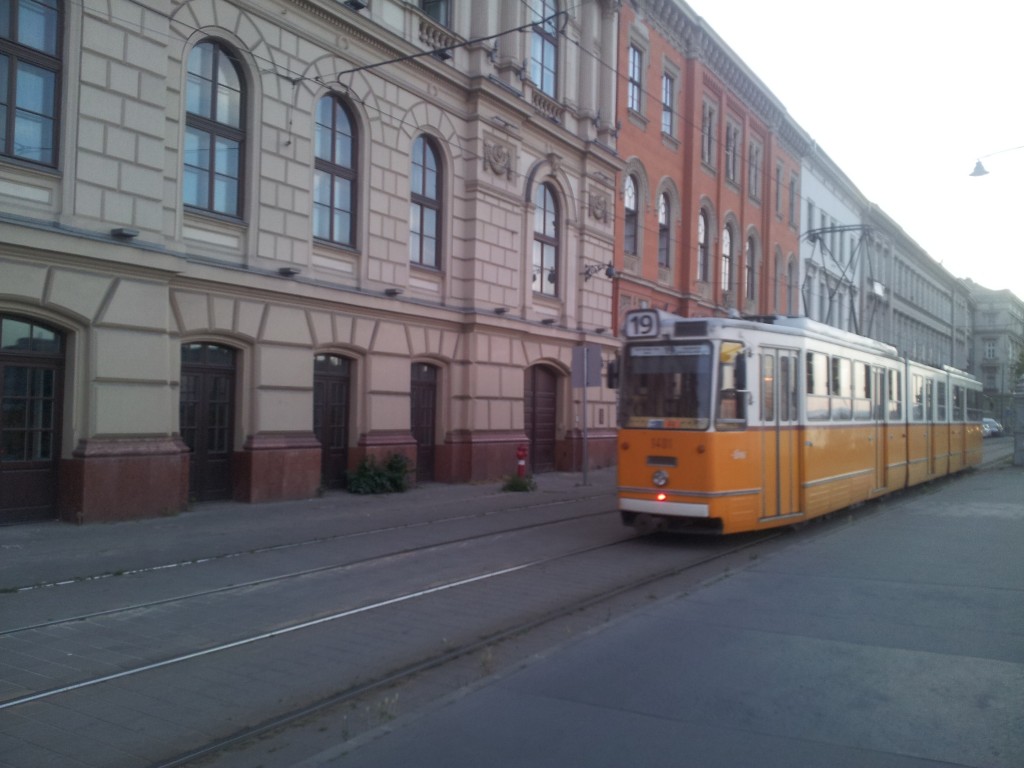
[
  {"x1": 0, "y1": 507, "x2": 615, "y2": 636},
  {"x1": 151, "y1": 529, "x2": 784, "y2": 768},
  {"x1": 3, "y1": 494, "x2": 611, "y2": 595},
  {"x1": 0, "y1": 497, "x2": 784, "y2": 768}
]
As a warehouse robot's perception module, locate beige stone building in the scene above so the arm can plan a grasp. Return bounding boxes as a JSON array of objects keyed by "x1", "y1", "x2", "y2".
[{"x1": 0, "y1": 0, "x2": 623, "y2": 523}]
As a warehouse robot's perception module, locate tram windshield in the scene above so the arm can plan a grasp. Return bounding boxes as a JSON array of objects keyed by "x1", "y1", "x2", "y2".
[{"x1": 620, "y1": 342, "x2": 712, "y2": 429}]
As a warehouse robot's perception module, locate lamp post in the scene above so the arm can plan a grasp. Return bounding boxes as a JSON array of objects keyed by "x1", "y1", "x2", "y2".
[{"x1": 969, "y1": 144, "x2": 1024, "y2": 176}]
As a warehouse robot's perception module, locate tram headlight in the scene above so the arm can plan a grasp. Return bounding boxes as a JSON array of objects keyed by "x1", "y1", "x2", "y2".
[{"x1": 652, "y1": 470, "x2": 669, "y2": 487}]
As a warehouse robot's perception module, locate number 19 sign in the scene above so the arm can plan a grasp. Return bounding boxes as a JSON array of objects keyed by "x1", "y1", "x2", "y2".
[{"x1": 624, "y1": 309, "x2": 660, "y2": 339}]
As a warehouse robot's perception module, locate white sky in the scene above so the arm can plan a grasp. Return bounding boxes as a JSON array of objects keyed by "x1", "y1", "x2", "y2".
[{"x1": 691, "y1": 0, "x2": 1024, "y2": 301}]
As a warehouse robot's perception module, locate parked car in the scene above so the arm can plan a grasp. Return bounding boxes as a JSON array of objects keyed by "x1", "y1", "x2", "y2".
[{"x1": 982, "y1": 417, "x2": 1003, "y2": 438}]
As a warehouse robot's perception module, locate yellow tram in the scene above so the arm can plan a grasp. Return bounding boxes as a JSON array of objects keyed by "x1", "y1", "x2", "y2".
[{"x1": 615, "y1": 309, "x2": 983, "y2": 535}]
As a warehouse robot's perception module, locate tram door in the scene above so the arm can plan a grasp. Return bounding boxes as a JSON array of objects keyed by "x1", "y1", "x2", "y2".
[
  {"x1": 925, "y1": 379, "x2": 936, "y2": 476},
  {"x1": 871, "y1": 367, "x2": 887, "y2": 491},
  {"x1": 180, "y1": 343, "x2": 236, "y2": 501},
  {"x1": 760, "y1": 348, "x2": 799, "y2": 518}
]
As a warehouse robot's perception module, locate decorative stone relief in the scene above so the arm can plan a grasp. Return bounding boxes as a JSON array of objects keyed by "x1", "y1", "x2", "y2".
[
  {"x1": 484, "y1": 140, "x2": 514, "y2": 180},
  {"x1": 589, "y1": 190, "x2": 610, "y2": 223}
]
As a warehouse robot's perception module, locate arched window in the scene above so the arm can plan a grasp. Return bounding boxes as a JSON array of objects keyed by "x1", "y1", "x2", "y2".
[
  {"x1": 532, "y1": 182, "x2": 559, "y2": 296},
  {"x1": 410, "y1": 136, "x2": 442, "y2": 268},
  {"x1": 0, "y1": 0, "x2": 61, "y2": 165},
  {"x1": 184, "y1": 40, "x2": 244, "y2": 217},
  {"x1": 314, "y1": 95, "x2": 357, "y2": 246},
  {"x1": 697, "y1": 209, "x2": 709, "y2": 282},
  {"x1": 745, "y1": 235, "x2": 757, "y2": 302},
  {"x1": 530, "y1": 0, "x2": 558, "y2": 98},
  {"x1": 657, "y1": 193, "x2": 670, "y2": 269},
  {"x1": 623, "y1": 175, "x2": 638, "y2": 256},
  {"x1": 721, "y1": 224, "x2": 733, "y2": 293}
]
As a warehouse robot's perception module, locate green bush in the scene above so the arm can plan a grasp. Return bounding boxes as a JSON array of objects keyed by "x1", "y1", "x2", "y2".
[
  {"x1": 501, "y1": 474, "x2": 536, "y2": 492},
  {"x1": 347, "y1": 453, "x2": 411, "y2": 494}
]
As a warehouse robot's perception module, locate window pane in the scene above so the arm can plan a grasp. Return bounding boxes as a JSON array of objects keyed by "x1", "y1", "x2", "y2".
[
  {"x1": 213, "y1": 136, "x2": 239, "y2": 177},
  {"x1": 18, "y1": 0, "x2": 60, "y2": 55},
  {"x1": 423, "y1": 207, "x2": 437, "y2": 239},
  {"x1": 410, "y1": 203, "x2": 422, "y2": 237},
  {"x1": 2, "y1": 319, "x2": 32, "y2": 352},
  {"x1": 216, "y1": 78, "x2": 241, "y2": 128},
  {"x1": 411, "y1": 143, "x2": 424, "y2": 195},
  {"x1": 213, "y1": 173, "x2": 237, "y2": 215},
  {"x1": 334, "y1": 104, "x2": 352, "y2": 167},
  {"x1": 187, "y1": 45, "x2": 215, "y2": 118},
  {"x1": 313, "y1": 169, "x2": 331, "y2": 206},
  {"x1": 184, "y1": 127, "x2": 210, "y2": 170}
]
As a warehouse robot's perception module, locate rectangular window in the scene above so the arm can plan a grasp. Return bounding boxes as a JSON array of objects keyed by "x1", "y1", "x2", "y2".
[
  {"x1": 936, "y1": 381, "x2": 947, "y2": 421},
  {"x1": 952, "y1": 385, "x2": 965, "y2": 421},
  {"x1": 853, "y1": 361, "x2": 871, "y2": 419},
  {"x1": 911, "y1": 374, "x2": 924, "y2": 421},
  {"x1": 701, "y1": 100, "x2": 717, "y2": 167},
  {"x1": 774, "y1": 162, "x2": 783, "y2": 216},
  {"x1": 830, "y1": 356, "x2": 851, "y2": 420},
  {"x1": 788, "y1": 173, "x2": 798, "y2": 226},
  {"x1": 888, "y1": 369, "x2": 902, "y2": 421},
  {"x1": 805, "y1": 352, "x2": 829, "y2": 420},
  {"x1": 725, "y1": 120, "x2": 740, "y2": 185},
  {"x1": 661, "y1": 73, "x2": 674, "y2": 135},
  {"x1": 747, "y1": 140, "x2": 762, "y2": 201},
  {"x1": 627, "y1": 45, "x2": 642, "y2": 113},
  {"x1": 0, "y1": 0, "x2": 62, "y2": 166},
  {"x1": 716, "y1": 341, "x2": 748, "y2": 430},
  {"x1": 421, "y1": 0, "x2": 450, "y2": 27}
]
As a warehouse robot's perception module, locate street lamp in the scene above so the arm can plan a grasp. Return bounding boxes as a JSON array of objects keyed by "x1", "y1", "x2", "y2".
[{"x1": 969, "y1": 144, "x2": 1024, "y2": 176}]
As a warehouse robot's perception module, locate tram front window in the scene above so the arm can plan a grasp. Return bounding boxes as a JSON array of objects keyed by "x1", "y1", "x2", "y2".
[{"x1": 621, "y1": 342, "x2": 711, "y2": 429}]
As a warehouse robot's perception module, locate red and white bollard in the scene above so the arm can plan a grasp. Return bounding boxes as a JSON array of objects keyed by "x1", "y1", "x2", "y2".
[{"x1": 516, "y1": 444, "x2": 528, "y2": 478}]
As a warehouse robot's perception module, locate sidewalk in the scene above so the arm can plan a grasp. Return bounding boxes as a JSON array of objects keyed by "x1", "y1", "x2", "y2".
[
  {"x1": 0, "y1": 467, "x2": 617, "y2": 591},
  {"x1": 309, "y1": 460, "x2": 1024, "y2": 768}
]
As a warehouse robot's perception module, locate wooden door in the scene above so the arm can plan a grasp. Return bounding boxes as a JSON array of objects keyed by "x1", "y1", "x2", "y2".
[
  {"x1": 0, "y1": 316, "x2": 63, "y2": 523},
  {"x1": 524, "y1": 365, "x2": 557, "y2": 473},
  {"x1": 411, "y1": 363, "x2": 438, "y2": 482},
  {"x1": 180, "y1": 343, "x2": 236, "y2": 501},
  {"x1": 314, "y1": 354, "x2": 352, "y2": 488}
]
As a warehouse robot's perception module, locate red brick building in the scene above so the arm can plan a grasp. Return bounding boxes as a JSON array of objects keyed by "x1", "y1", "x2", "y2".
[{"x1": 613, "y1": 2, "x2": 808, "y2": 328}]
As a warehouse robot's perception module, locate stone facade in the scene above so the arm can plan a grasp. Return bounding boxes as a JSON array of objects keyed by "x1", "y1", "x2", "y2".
[{"x1": 0, "y1": 0, "x2": 621, "y2": 523}]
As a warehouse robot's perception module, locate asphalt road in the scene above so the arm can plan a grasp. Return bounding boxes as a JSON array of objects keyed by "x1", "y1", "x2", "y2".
[{"x1": 0, "y1": 437, "x2": 1018, "y2": 768}]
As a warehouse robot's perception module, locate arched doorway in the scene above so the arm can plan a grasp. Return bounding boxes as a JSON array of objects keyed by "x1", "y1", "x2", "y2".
[
  {"x1": 524, "y1": 364, "x2": 558, "y2": 474},
  {"x1": 314, "y1": 354, "x2": 352, "y2": 489},
  {"x1": 180, "y1": 343, "x2": 236, "y2": 501},
  {"x1": 411, "y1": 363, "x2": 438, "y2": 482},
  {"x1": 0, "y1": 315, "x2": 64, "y2": 524}
]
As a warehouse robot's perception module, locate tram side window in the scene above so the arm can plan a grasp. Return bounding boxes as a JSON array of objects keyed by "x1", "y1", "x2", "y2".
[
  {"x1": 716, "y1": 341, "x2": 747, "y2": 430},
  {"x1": 967, "y1": 388, "x2": 981, "y2": 422},
  {"x1": 830, "y1": 356, "x2": 852, "y2": 420},
  {"x1": 853, "y1": 361, "x2": 871, "y2": 420},
  {"x1": 888, "y1": 369, "x2": 903, "y2": 421},
  {"x1": 952, "y1": 385, "x2": 964, "y2": 421},
  {"x1": 780, "y1": 355, "x2": 796, "y2": 422},
  {"x1": 761, "y1": 353, "x2": 775, "y2": 422},
  {"x1": 925, "y1": 379, "x2": 934, "y2": 422},
  {"x1": 936, "y1": 381, "x2": 947, "y2": 422},
  {"x1": 805, "y1": 351, "x2": 829, "y2": 420},
  {"x1": 911, "y1": 374, "x2": 924, "y2": 421}
]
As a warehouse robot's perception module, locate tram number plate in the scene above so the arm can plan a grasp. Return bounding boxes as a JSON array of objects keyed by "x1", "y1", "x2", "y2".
[{"x1": 625, "y1": 309, "x2": 659, "y2": 338}]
